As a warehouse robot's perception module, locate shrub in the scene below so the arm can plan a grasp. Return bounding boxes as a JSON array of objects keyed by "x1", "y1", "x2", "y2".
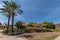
[
  {"x1": 42, "y1": 22, "x2": 55, "y2": 29},
  {"x1": 15, "y1": 21, "x2": 25, "y2": 29},
  {"x1": 28, "y1": 22, "x2": 37, "y2": 27}
]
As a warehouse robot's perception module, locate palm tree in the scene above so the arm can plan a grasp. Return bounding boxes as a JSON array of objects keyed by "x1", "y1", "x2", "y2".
[
  {"x1": 0, "y1": 5, "x2": 11, "y2": 33},
  {"x1": 0, "y1": 1, "x2": 23, "y2": 33},
  {"x1": 10, "y1": 1, "x2": 23, "y2": 33}
]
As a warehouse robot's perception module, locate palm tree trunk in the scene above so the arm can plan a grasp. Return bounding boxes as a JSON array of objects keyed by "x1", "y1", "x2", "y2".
[
  {"x1": 11, "y1": 14, "x2": 14, "y2": 33},
  {"x1": 7, "y1": 16, "x2": 10, "y2": 33}
]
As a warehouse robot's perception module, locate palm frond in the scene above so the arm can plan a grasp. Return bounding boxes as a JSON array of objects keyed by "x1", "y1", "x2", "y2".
[
  {"x1": 3, "y1": 1, "x2": 11, "y2": 8},
  {"x1": 11, "y1": 1, "x2": 18, "y2": 10},
  {"x1": 17, "y1": 9, "x2": 23, "y2": 14}
]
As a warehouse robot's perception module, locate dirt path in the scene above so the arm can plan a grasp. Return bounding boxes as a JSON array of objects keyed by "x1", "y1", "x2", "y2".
[
  {"x1": 0, "y1": 35, "x2": 28, "y2": 40},
  {"x1": 55, "y1": 36, "x2": 60, "y2": 40},
  {"x1": 0, "y1": 30, "x2": 28, "y2": 40}
]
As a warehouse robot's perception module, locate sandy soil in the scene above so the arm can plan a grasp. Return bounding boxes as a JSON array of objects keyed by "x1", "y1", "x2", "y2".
[
  {"x1": 55, "y1": 35, "x2": 60, "y2": 40},
  {"x1": 0, "y1": 33, "x2": 28, "y2": 40},
  {"x1": 25, "y1": 32, "x2": 60, "y2": 40},
  {"x1": 0, "y1": 32, "x2": 59, "y2": 40},
  {"x1": 0, "y1": 30, "x2": 28, "y2": 40},
  {"x1": 0, "y1": 30, "x2": 60, "y2": 40}
]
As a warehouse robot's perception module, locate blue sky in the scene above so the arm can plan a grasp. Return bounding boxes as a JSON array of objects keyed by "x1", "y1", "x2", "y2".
[{"x1": 0, "y1": 0, "x2": 60, "y2": 24}]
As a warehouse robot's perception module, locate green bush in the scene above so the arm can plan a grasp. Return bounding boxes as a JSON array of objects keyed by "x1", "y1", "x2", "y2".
[
  {"x1": 15, "y1": 21, "x2": 25, "y2": 29},
  {"x1": 43, "y1": 22, "x2": 55, "y2": 29},
  {"x1": 28, "y1": 22, "x2": 37, "y2": 27}
]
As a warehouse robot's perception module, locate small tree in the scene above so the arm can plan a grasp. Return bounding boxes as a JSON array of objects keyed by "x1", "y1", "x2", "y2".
[
  {"x1": 15, "y1": 21, "x2": 25, "y2": 29},
  {"x1": 28, "y1": 22, "x2": 33, "y2": 27},
  {"x1": 42, "y1": 22, "x2": 55, "y2": 29},
  {"x1": 28, "y1": 22, "x2": 37, "y2": 27},
  {"x1": 0, "y1": 23, "x2": 2, "y2": 25}
]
